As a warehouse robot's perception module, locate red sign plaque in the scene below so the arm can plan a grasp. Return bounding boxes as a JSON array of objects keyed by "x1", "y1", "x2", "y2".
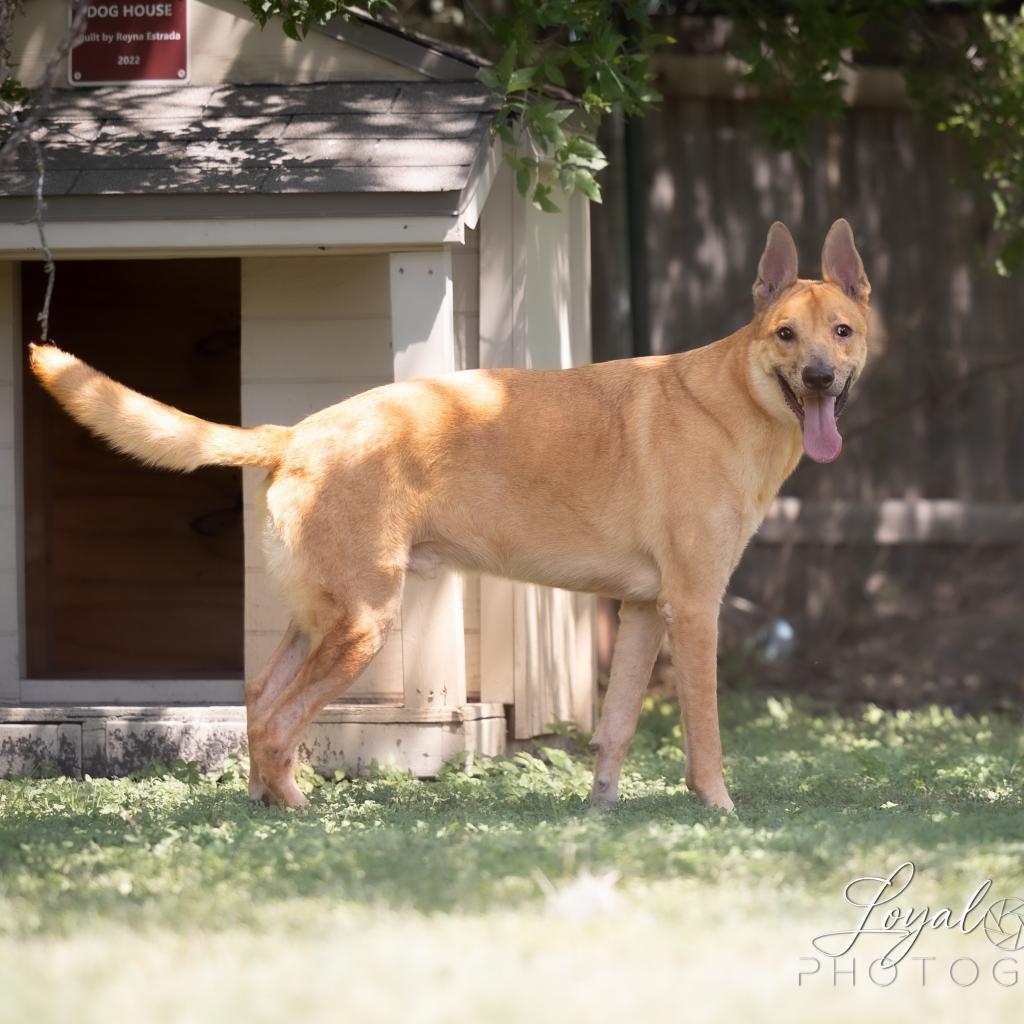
[{"x1": 69, "y1": 1, "x2": 190, "y2": 85}]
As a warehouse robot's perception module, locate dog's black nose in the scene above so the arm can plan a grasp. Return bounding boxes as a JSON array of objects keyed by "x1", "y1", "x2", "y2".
[{"x1": 801, "y1": 364, "x2": 835, "y2": 390}]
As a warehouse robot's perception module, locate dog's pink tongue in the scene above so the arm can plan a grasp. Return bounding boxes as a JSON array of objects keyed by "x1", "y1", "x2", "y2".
[{"x1": 802, "y1": 393, "x2": 842, "y2": 463}]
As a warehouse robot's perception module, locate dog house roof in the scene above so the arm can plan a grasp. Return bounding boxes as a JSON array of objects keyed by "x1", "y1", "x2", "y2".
[{"x1": 1, "y1": 80, "x2": 500, "y2": 214}]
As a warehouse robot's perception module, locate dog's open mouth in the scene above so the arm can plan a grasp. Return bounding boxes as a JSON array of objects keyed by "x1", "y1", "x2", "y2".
[{"x1": 776, "y1": 373, "x2": 852, "y2": 465}]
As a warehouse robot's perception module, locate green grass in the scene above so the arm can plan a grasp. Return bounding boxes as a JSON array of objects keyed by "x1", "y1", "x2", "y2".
[{"x1": 2, "y1": 693, "x2": 1024, "y2": 1022}]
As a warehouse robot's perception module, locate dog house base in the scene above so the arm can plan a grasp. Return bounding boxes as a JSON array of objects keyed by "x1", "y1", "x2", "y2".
[{"x1": 0, "y1": 703, "x2": 508, "y2": 779}]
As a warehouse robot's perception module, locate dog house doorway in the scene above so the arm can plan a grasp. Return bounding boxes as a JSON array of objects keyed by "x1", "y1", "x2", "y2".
[{"x1": 21, "y1": 259, "x2": 244, "y2": 685}]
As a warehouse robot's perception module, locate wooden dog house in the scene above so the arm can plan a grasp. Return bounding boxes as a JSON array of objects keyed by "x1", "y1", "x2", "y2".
[{"x1": 0, "y1": 0, "x2": 595, "y2": 776}]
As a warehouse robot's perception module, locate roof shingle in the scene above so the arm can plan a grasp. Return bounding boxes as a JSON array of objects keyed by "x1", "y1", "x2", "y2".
[{"x1": 2, "y1": 81, "x2": 499, "y2": 199}]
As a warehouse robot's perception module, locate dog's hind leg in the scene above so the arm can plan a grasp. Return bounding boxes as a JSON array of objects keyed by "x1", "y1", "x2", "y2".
[
  {"x1": 244, "y1": 622, "x2": 310, "y2": 802},
  {"x1": 590, "y1": 601, "x2": 665, "y2": 806},
  {"x1": 248, "y1": 582, "x2": 403, "y2": 809}
]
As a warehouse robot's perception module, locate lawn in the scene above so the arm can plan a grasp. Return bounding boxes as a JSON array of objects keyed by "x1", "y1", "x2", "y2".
[{"x1": 2, "y1": 693, "x2": 1024, "y2": 1023}]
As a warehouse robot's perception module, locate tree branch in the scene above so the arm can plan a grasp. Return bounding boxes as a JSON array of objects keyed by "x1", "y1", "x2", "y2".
[{"x1": 0, "y1": 0, "x2": 89, "y2": 166}]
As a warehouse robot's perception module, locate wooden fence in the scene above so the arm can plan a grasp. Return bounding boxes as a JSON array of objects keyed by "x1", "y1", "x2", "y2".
[{"x1": 592, "y1": 55, "x2": 1024, "y2": 507}]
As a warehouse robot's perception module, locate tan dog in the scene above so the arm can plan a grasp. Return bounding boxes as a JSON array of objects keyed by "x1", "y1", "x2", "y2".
[{"x1": 29, "y1": 219, "x2": 870, "y2": 812}]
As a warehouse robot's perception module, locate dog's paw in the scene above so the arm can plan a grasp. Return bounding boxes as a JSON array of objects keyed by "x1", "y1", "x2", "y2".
[
  {"x1": 589, "y1": 777, "x2": 620, "y2": 810},
  {"x1": 692, "y1": 787, "x2": 735, "y2": 813},
  {"x1": 685, "y1": 772, "x2": 734, "y2": 812}
]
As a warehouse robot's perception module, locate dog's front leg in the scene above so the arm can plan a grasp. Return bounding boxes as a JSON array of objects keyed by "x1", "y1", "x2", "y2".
[
  {"x1": 659, "y1": 593, "x2": 734, "y2": 812},
  {"x1": 590, "y1": 601, "x2": 665, "y2": 806}
]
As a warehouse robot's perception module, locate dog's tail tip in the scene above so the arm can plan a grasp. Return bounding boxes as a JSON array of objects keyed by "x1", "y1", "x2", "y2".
[{"x1": 28, "y1": 341, "x2": 77, "y2": 381}]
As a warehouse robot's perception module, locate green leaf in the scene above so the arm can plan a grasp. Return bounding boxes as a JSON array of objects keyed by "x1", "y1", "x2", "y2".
[
  {"x1": 532, "y1": 183, "x2": 561, "y2": 213},
  {"x1": 508, "y1": 67, "x2": 538, "y2": 93},
  {"x1": 495, "y1": 121, "x2": 516, "y2": 146},
  {"x1": 573, "y1": 169, "x2": 602, "y2": 203},
  {"x1": 0, "y1": 77, "x2": 30, "y2": 104},
  {"x1": 477, "y1": 67, "x2": 500, "y2": 92},
  {"x1": 545, "y1": 61, "x2": 566, "y2": 88},
  {"x1": 567, "y1": 47, "x2": 590, "y2": 69},
  {"x1": 494, "y1": 42, "x2": 518, "y2": 88},
  {"x1": 563, "y1": 136, "x2": 609, "y2": 172},
  {"x1": 515, "y1": 160, "x2": 533, "y2": 196}
]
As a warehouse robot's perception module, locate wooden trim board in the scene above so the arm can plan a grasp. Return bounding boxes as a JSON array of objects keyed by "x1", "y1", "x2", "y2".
[
  {"x1": 0, "y1": 702, "x2": 507, "y2": 778},
  {"x1": 389, "y1": 250, "x2": 468, "y2": 710}
]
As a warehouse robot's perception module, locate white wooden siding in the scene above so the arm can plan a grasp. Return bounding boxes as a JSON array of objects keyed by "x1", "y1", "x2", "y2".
[
  {"x1": 11, "y1": 0, "x2": 424, "y2": 90},
  {"x1": 452, "y1": 226, "x2": 481, "y2": 372},
  {"x1": 0, "y1": 263, "x2": 18, "y2": 700},
  {"x1": 450, "y1": 227, "x2": 482, "y2": 699},
  {"x1": 478, "y1": 166, "x2": 597, "y2": 737},
  {"x1": 388, "y1": 251, "x2": 467, "y2": 709},
  {"x1": 241, "y1": 254, "x2": 402, "y2": 700}
]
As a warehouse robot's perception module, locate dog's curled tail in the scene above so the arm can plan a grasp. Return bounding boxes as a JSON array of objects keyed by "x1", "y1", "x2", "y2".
[{"x1": 28, "y1": 343, "x2": 290, "y2": 471}]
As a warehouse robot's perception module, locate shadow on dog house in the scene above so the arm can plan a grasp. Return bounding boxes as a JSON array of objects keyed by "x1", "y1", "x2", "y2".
[{"x1": 0, "y1": 0, "x2": 595, "y2": 776}]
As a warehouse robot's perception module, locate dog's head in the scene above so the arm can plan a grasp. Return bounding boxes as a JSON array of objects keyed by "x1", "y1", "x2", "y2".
[{"x1": 747, "y1": 219, "x2": 870, "y2": 464}]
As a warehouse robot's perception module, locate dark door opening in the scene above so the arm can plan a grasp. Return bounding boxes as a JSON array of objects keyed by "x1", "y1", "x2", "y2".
[{"x1": 22, "y1": 259, "x2": 244, "y2": 679}]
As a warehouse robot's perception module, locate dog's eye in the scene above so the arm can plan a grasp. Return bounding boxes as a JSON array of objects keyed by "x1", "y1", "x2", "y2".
[
  {"x1": 776, "y1": 326, "x2": 795, "y2": 342},
  {"x1": 835, "y1": 323, "x2": 852, "y2": 338}
]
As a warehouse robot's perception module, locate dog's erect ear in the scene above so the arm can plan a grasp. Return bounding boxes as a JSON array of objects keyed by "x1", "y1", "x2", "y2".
[
  {"x1": 753, "y1": 221, "x2": 799, "y2": 310},
  {"x1": 821, "y1": 218, "x2": 870, "y2": 304}
]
